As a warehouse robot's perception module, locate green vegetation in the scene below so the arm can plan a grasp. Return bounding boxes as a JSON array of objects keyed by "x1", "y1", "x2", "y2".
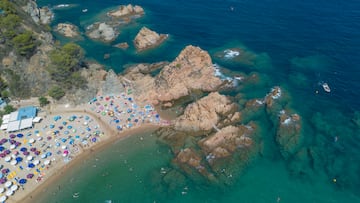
[
  {"x1": 48, "y1": 42, "x2": 87, "y2": 89},
  {"x1": 48, "y1": 86, "x2": 65, "y2": 100},
  {"x1": 38, "y1": 96, "x2": 50, "y2": 107},
  {"x1": 3, "y1": 104, "x2": 15, "y2": 114},
  {"x1": 12, "y1": 31, "x2": 37, "y2": 57},
  {"x1": 3, "y1": 69, "x2": 30, "y2": 98}
]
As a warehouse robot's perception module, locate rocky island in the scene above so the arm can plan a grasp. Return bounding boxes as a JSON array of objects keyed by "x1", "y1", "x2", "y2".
[
  {"x1": 55, "y1": 23, "x2": 80, "y2": 38},
  {"x1": 107, "y1": 4, "x2": 144, "y2": 18},
  {"x1": 134, "y1": 27, "x2": 168, "y2": 51},
  {"x1": 86, "y1": 22, "x2": 118, "y2": 42}
]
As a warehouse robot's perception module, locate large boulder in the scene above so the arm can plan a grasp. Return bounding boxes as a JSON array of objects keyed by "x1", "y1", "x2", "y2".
[
  {"x1": 134, "y1": 27, "x2": 168, "y2": 51},
  {"x1": 107, "y1": 4, "x2": 144, "y2": 18}
]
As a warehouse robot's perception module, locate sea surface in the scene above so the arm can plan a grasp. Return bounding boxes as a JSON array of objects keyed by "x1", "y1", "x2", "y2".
[{"x1": 36, "y1": 0, "x2": 360, "y2": 202}]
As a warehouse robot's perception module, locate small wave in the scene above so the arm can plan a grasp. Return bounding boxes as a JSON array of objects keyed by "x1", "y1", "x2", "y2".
[{"x1": 223, "y1": 49, "x2": 240, "y2": 59}]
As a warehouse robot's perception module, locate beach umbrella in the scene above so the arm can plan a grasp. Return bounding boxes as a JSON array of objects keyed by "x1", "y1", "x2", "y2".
[
  {"x1": 46, "y1": 152, "x2": 52, "y2": 157},
  {"x1": 91, "y1": 138, "x2": 97, "y2": 143},
  {"x1": 10, "y1": 184, "x2": 18, "y2": 191},
  {"x1": 30, "y1": 148, "x2": 36, "y2": 152},
  {"x1": 16, "y1": 134, "x2": 23, "y2": 138},
  {"x1": 4, "y1": 150, "x2": 10, "y2": 155},
  {"x1": 62, "y1": 121, "x2": 67, "y2": 125},
  {"x1": 0, "y1": 179, "x2": 5, "y2": 185},
  {"x1": 64, "y1": 131, "x2": 69, "y2": 135},
  {"x1": 41, "y1": 154, "x2": 47, "y2": 159},
  {"x1": 44, "y1": 160, "x2": 51, "y2": 165},
  {"x1": 0, "y1": 195, "x2": 6, "y2": 202},
  {"x1": 15, "y1": 142, "x2": 21, "y2": 147},
  {"x1": 12, "y1": 151, "x2": 18, "y2": 156},
  {"x1": 15, "y1": 157, "x2": 22, "y2": 162},
  {"x1": 19, "y1": 179, "x2": 26, "y2": 184},
  {"x1": 4, "y1": 181, "x2": 12, "y2": 188},
  {"x1": 134, "y1": 119, "x2": 139, "y2": 123},
  {"x1": 0, "y1": 139, "x2": 6, "y2": 143},
  {"x1": 4, "y1": 156, "x2": 11, "y2": 162},
  {"x1": 33, "y1": 160, "x2": 40, "y2": 165},
  {"x1": 0, "y1": 188, "x2": 4, "y2": 193},
  {"x1": 61, "y1": 138, "x2": 67, "y2": 143},
  {"x1": 9, "y1": 145, "x2": 15, "y2": 150},
  {"x1": 0, "y1": 174, "x2": 2, "y2": 179},
  {"x1": 28, "y1": 163, "x2": 35, "y2": 168},
  {"x1": 75, "y1": 135, "x2": 80, "y2": 139},
  {"x1": 67, "y1": 125, "x2": 72, "y2": 129},
  {"x1": 34, "y1": 151, "x2": 40, "y2": 156},
  {"x1": 1, "y1": 168, "x2": 10, "y2": 174},
  {"x1": 10, "y1": 160, "x2": 17, "y2": 166},
  {"x1": 5, "y1": 190, "x2": 13, "y2": 196},
  {"x1": 0, "y1": 154, "x2": 5, "y2": 158},
  {"x1": 56, "y1": 142, "x2": 60, "y2": 147},
  {"x1": 26, "y1": 156, "x2": 33, "y2": 161},
  {"x1": 9, "y1": 134, "x2": 16, "y2": 139},
  {"x1": 50, "y1": 124, "x2": 55, "y2": 129},
  {"x1": 23, "y1": 151, "x2": 29, "y2": 156},
  {"x1": 0, "y1": 147, "x2": 4, "y2": 152},
  {"x1": 59, "y1": 126, "x2": 63, "y2": 130},
  {"x1": 26, "y1": 174, "x2": 34, "y2": 179},
  {"x1": 29, "y1": 139, "x2": 35, "y2": 144},
  {"x1": 9, "y1": 140, "x2": 16, "y2": 145},
  {"x1": 47, "y1": 136, "x2": 52, "y2": 141}
]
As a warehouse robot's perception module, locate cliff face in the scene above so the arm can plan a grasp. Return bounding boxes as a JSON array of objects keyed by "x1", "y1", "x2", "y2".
[
  {"x1": 23, "y1": 0, "x2": 53, "y2": 25},
  {"x1": 126, "y1": 45, "x2": 224, "y2": 107}
]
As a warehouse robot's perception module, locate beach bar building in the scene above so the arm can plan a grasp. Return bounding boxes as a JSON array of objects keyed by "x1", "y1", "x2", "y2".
[{"x1": 1, "y1": 106, "x2": 40, "y2": 132}]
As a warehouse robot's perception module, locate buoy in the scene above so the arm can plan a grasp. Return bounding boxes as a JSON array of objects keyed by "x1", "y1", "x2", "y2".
[{"x1": 333, "y1": 178, "x2": 337, "y2": 183}]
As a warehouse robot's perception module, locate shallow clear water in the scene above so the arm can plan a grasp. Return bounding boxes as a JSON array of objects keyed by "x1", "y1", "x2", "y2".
[{"x1": 36, "y1": 0, "x2": 360, "y2": 202}]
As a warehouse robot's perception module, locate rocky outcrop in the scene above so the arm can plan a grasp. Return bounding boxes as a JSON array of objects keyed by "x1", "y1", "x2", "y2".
[
  {"x1": 55, "y1": 23, "x2": 80, "y2": 38},
  {"x1": 199, "y1": 125, "x2": 254, "y2": 162},
  {"x1": 174, "y1": 92, "x2": 239, "y2": 133},
  {"x1": 87, "y1": 22, "x2": 118, "y2": 42},
  {"x1": 107, "y1": 4, "x2": 144, "y2": 18},
  {"x1": 24, "y1": 0, "x2": 53, "y2": 24},
  {"x1": 134, "y1": 27, "x2": 168, "y2": 51},
  {"x1": 127, "y1": 45, "x2": 224, "y2": 107}
]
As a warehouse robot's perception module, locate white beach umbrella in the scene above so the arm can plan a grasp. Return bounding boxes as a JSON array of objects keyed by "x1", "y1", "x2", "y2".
[
  {"x1": 29, "y1": 138, "x2": 35, "y2": 144},
  {"x1": 9, "y1": 144, "x2": 15, "y2": 150},
  {"x1": 10, "y1": 160, "x2": 17, "y2": 166},
  {"x1": 41, "y1": 154, "x2": 47, "y2": 159},
  {"x1": 0, "y1": 195, "x2": 6, "y2": 202},
  {"x1": 33, "y1": 160, "x2": 40, "y2": 165},
  {"x1": 10, "y1": 185, "x2": 18, "y2": 191},
  {"x1": 27, "y1": 155, "x2": 33, "y2": 161},
  {"x1": 44, "y1": 160, "x2": 51, "y2": 165},
  {"x1": 5, "y1": 190, "x2": 13, "y2": 196},
  {"x1": 61, "y1": 145, "x2": 67, "y2": 150},
  {"x1": 0, "y1": 188, "x2": 4, "y2": 193},
  {"x1": 4, "y1": 181, "x2": 12, "y2": 188},
  {"x1": 4, "y1": 156, "x2": 11, "y2": 162}
]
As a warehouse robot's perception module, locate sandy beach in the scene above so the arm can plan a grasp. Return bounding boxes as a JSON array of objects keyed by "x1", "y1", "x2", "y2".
[{"x1": 0, "y1": 93, "x2": 168, "y2": 203}]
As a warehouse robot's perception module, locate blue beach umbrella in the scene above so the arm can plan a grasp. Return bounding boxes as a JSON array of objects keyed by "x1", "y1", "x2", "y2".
[
  {"x1": 17, "y1": 134, "x2": 24, "y2": 138},
  {"x1": 64, "y1": 131, "x2": 69, "y2": 135},
  {"x1": 46, "y1": 152, "x2": 52, "y2": 157},
  {"x1": 19, "y1": 179, "x2": 27, "y2": 184},
  {"x1": 0, "y1": 146, "x2": 4, "y2": 151},
  {"x1": 28, "y1": 163, "x2": 35, "y2": 168},
  {"x1": 67, "y1": 125, "x2": 72, "y2": 129},
  {"x1": 15, "y1": 157, "x2": 22, "y2": 162}
]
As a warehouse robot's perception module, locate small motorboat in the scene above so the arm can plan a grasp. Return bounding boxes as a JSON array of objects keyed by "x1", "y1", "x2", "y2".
[
  {"x1": 322, "y1": 83, "x2": 331, "y2": 92},
  {"x1": 82, "y1": 9, "x2": 88, "y2": 13}
]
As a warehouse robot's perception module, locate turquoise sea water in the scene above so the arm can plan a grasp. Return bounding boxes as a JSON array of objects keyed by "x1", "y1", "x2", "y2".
[{"x1": 36, "y1": 0, "x2": 360, "y2": 202}]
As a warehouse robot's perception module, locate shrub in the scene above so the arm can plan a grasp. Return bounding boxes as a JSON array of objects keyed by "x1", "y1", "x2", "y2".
[
  {"x1": 48, "y1": 86, "x2": 65, "y2": 100},
  {"x1": 11, "y1": 31, "x2": 37, "y2": 57},
  {"x1": 38, "y1": 96, "x2": 49, "y2": 107}
]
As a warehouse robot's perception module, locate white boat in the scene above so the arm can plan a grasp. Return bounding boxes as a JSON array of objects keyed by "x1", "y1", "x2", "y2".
[
  {"x1": 322, "y1": 83, "x2": 331, "y2": 92},
  {"x1": 82, "y1": 9, "x2": 88, "y2": 13}
]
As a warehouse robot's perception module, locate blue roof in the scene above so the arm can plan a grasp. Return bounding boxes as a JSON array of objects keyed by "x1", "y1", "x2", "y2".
[{"x1": 17, "y1": 106, "x2": 37, "y2": 120}]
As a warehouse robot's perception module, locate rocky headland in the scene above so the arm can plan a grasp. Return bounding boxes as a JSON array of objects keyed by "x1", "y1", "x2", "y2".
[
  {"x1": 134, "y1": 27, "x2": 168, "y2": 51},
  {"x1": 55, "y1": 23, "x2": 80, "y2": 38}
]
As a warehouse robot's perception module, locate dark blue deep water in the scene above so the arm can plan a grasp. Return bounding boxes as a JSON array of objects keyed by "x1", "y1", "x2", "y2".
[{"x1": 36, "y1": 0, "x2": 360, "y2": 202}]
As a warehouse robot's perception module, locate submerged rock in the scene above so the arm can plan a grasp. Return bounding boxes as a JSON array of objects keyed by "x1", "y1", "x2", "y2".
[
  {"x1": 134, "y1": 27, "x2": 168, "y2": 51},
  {"x1": 113, "y1": 42, "x2": 129, "y2": 49}
]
